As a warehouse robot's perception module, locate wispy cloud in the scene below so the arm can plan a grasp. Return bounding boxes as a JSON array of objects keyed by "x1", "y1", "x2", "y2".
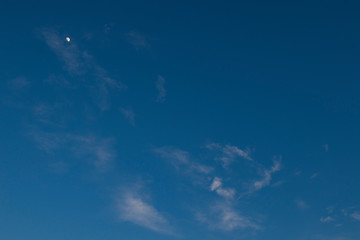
[
  {"x1": 126, "y1": 31, "x2": 148, "y2": 49},
  {"x1": 206, "y1": 143, "x2": 252, "y2": 167},
  {"x1": 327, "y1": 206, "x2": 334, "y2": 214},
  {"x1": 156, "y1": 143, "x2": 283, "y2": 232},
  {"x1": 42, "y1": 29, "x2": 84, "y2": 75},
  {"x1": 154, "y1": 146, "x2": 213, "y2": 174},
  {"x1": 295, "y1": 199, "x2": 309, "y2": 210},
  {"x1": 44, "y1": 74, "x2": 74, "y2": 88},
  {"x1": 32, "y1": 102, "x2": 68, "y2": 127},
  {"x1": 119, "y1": 107, "x2": 135, "y2": 125},
  {"x1": 116, "y1": 185, "x2": 173, "y2": 235},
  {"x1": 210, "y1": 177, "x2": 236, "y2": 200},
  {"x1": 312, "y1": 234, "x2": 351, "y2": 240},
  {"x1": 310, "y1": 172, "x2": 319, "y2": 179},
  {"x1": 320, "y1": 216, "x2": 335, "y2": 223},
  {"x1": 70, "y1": 135, "x2": 115, "y2": 169},
  {"x1": 252, "y1": 159, "x2": 281, "y2": 191},
  {"x1": 350, "y1": 212, "x2": 360, "y2": 221},
  {"x1": 155, "y1": 75, "x2": 166, "y2": 102},
  {"x1": 323, "y1": 144, "x2": 329, "y2": 152},
  {"x1": 31, "y1": 131, "x2": 116, "y2": 170},
  {"x1": 196, "y1": 201, "x2": 259, "y2": 231},
  {"x1": 104, "y1": 23, "x2": 113, "y2": 34},
  {"x1": 41, "y1": 29, "x2": 126, "y2": 110},
  {"x1": 8, "y1": 77, "x2": 30, "y2": 88},
  {"x1": 341, "y1": 207, "x2": 360, "y2": 222}
]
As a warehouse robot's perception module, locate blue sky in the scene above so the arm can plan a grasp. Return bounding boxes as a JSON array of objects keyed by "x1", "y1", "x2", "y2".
[{"x1": 1, "y1": 1, "x2": 360, "y2": 239}]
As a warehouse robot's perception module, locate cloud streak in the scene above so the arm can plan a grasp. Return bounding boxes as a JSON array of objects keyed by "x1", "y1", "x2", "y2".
[
  {"x1": 155, "y1": 146, "x2": 212, "y2": 174},
  {"x1": 295, "y1": 199, "x2": 309, "y2": 210},
  {"x1": 320, "y1": 216, "x2": 335, "y2": 223},
  {"x1": 196, "y1": 201, "x2": 259, "y2": 231},
  {"x1": 8, "y1": 77, "x2": 30, "y2": 88},
  {"x1": 41, "y1": 29, "x2": 126, "y2": 110},
  {"x1": 210, "y1": 177, "x2": 236, "y2": 200},
  {"x1": 31, "y1": 131, "x2": 116, "y2": 170},
  {"x1": 116, "y1": 186, "x2": 173, "y2": 235},
  {"x1": 351, "y1": 212, "x2": 360, "y2": 221},
  {"x1": 42, "y1": 29, "x2": 84, "y2": 75},
  {"x1": 206, "y1": 143, "x2": 252, "y2": 167},
  {"x1": 155, "y1": 75, "x2": 166, "y2": 102},
  {"x1": 119, "y1": 107, "x2": 135, "y2": 125},
  {"x1": 252, "y1": 159, "x2": 281, "y2": 191},
  {"x1": 126, "y1": 31, "x2": 148, "y2": 49},
  {"x1": 155, "y1": 143, "x2": 282, "y2": 232}
]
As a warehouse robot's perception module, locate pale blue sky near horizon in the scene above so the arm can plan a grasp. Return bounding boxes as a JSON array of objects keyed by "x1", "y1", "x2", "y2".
[{"x1": 1, "y1": 1, "x2": 360, "y2": 240}]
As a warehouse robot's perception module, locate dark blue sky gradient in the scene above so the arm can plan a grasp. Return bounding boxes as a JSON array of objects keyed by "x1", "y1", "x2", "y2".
[{"x1": 1, "y1": 1, "x2": 360, "y2": 240}]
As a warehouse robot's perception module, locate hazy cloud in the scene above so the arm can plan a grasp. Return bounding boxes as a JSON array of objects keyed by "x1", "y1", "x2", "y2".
[
  {"x1": 351, "y1": 212, "x2": 360, "y2": 221},
  {"x1": 210, "y1": 177, "x2": 236, "y2": 200},
  {"x1": 126, "y1": 31, "x2": 148, "y2": 49},
  {"x1": 327, "y1": 206, "x2": 334, "y2": 214},
  {"x1": 320, "y1": 216, "x2": 335, "y2": 223},
  {"x1": 310, "y1": 172, "x2": 319, "y2": 179},
  {"x1": 44, "y1": 74, "x2": 74, "y2": 88},
  {"x1": 42, "y1": 29, "x2": 126, "y2": 110},
  {"x1": 252, "y1": 159, "x2": 281, "y2": 191},
  {"x1": 155, "y1": 146, "x2": 213, "y2": 174},
  {"x1": 323, "y1": 144, "x2": 329, "y2": 152},
  {"x1": 156, "y1": 75, "x2": 166, "y2": 102},
  {"x1": 196, "y1": 201, "x2": 259, "y2": 231},
  {"x1": 119, "y1": 107, "x2": 135, "y2": 125},
  {"x1": 70, "y1": 135, "x2": 115, "y2": 169},
  {"x1": 206, "y1": 143, "x2": 252, "y2": 167},
  {"x1": 116, "y1": 186, "x2": 173, "y2": 235},
  {"x1": 8, "y1": 77, "x2": 30, "y2": 88},
  {"x1": 42, "y1": 29, "x2": 84, "y2": 75},
  {"x1": 31, "y1": 131, "x2": 116, "y2": 170},
  {"x1": 295, "y1": 199, "x2": 309, "y2": 210}
]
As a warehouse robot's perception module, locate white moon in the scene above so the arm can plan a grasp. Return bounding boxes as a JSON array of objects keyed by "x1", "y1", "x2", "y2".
[{"x1": 66, "y1": 37, "x2": 71, "y2": 42}]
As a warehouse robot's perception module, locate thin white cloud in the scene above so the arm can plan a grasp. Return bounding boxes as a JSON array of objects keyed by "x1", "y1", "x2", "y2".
[
  {"x1": 310, "y1": 172, "x2": 319, "y2": 179},
  {"x1": 295, "y1": 199, "x2": 309, "y2": 210},
  {"x1": 31, "y1": 131, "x2": 115, "y2": 170},
  {"x1": 44, "y1": 74, "x2": 74, "y2": 88},
  {"x1": 155, "y1": 144, "x2": 284, "y2": 232},
  {"x1": 116, "y1": 186, "x2": 173, "y2": 235},
  {"x1": 210, "y1": 177, "x2": 222, "y2": 191},
  {"x1": 323, "y1": 144, "x2": 329, "y2": 152},
  {"x1": 196, "y1": 201, "x2": 259, "y2": 231},
  {"x1": 156, "y1": 75, "x2": 166, "y2": 102},
  {"x1": 70, "y1": 135, "x2": 115, "y2": 169},
  {"x1": 42, "y1": 29, "x2": 84, "y2": 75},
  {"x1": 104, "y1": 23, "x2": 113, "y2": 33},
  {"x1": 327, "y1": 206, "x2": 334, "y2": 214},
  {"x1": 31, "y1": 131, "x2": 64, "y2": 153},
  {"x1": 341, "y1": 209, "x2": 348, "y2": 216},
  {"x1": 252, "y1": 160, "x2": 281, "y2": 191},
  {"x1": 32, "y1": 102, "x2": 67, "y2": 126},
  {"x1": 8, "y1": 77, "x2": 30, "y2": 88},
  {"x1": 41, "y1": 29, "x2": 126, "y2": 110},
  {"x1": 320, "y1": 216, "x2": 335, "y2": 223},
  {"x1": 206, "y1": 143, "x2": 252, "y2": 167},
  {"x1": 350, "y1": 212, "x2": 360, "y2": 221},
  {"x1": 154, "y1": 146, "x2": 213, "y2": 174},
  {"x1": 119, "y1": 107, "x2": 135, "y2": 125},
  {"x1": 210, "y1": 177, "x2": 236, "y2": 200},
  {"x1": 126, "y1": 31, "x2": 148, "y2": 49},
  {"x1": 312, "y1": 234, "x2": 351, "y2": 240}
]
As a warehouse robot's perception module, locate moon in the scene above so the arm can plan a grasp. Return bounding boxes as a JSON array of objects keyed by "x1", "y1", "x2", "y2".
[{"x1": 66, "y1": 37, "x2": 71, "y2": 42}]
